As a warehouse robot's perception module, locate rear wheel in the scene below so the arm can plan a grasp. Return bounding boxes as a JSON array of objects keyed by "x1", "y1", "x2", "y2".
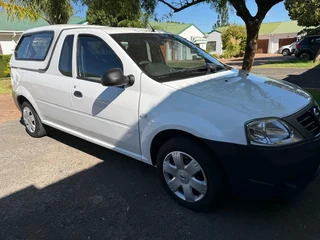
[
  {"x1": 299, "y1": 52, "x2": 311, "y2": 60},
  {"x1": 22, "y1": 102, "x2": 46, "y2": 138},
  {"x1": 156, "y1": 137, "x2": 225, "y2": 211},
  {"x1": 282, "y1": 49, "x2": 290, "y2": 56}
]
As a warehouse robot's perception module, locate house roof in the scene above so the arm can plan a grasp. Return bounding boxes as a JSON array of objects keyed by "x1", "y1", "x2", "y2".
[
  {"x1": 150, "y1": 22, "x2": 204, "y2": 35},
  {"x1": 216, "y1": 21, "x2": 305, "y2": 35},
  {"x1": 0, "y1": 13, "x2": 86, "y2": 32}
]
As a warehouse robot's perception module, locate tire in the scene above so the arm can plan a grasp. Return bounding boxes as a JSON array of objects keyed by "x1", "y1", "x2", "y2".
[
  {"x1": 21, "y1": 102, "x2": 46, "y2": 138},
  {"x1": 299, "y1": 52, "x2": 311, "y2": 61},
  {"x1": 156, "y1": 137, "x2": 225, "y2": 211},
  {"x1": 282, "y1": 49, "x2": 290, "y2": 56}
]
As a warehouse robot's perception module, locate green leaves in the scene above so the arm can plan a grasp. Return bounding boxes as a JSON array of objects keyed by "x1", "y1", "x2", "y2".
[
  {"x1": 285, "y1": 0, "x2": 320, "y2": 27},
  {"x1": 85, "y1": 0, "x2": 148, "y2": 27},
  {"x1": 221, "y1": 25, "x2": 246, "y2": 58},
  {"x1": 0, "y1": 0, "x2": 73, "y2": 24}
]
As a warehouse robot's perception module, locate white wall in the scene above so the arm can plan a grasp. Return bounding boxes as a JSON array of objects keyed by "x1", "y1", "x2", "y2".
[
  {"x1": 0, "y1": 32, "x2": 21, "y2": 55},
  {"x1": 206, "y1": 31, "x2": 223, "y2": 55},
  {"x1": 179, "y1": 25, "x2": 207, "y2": 50},
  {"x1": 259, "y1": 33, "x2": 298, "y2": 53}
]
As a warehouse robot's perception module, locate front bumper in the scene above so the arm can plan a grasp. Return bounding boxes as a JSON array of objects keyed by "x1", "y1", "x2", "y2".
[{"x1": 205, "y1": 138, "x2": 320, "y2": 199}]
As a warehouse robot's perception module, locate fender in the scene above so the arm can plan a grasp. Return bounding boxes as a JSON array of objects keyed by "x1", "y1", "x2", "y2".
[
  {"x1": 14, "y1": 85, "x2": 44, "y2": 121},
  {"x1": 139, "y1": 112, "x2": 225, "y2": 165}
]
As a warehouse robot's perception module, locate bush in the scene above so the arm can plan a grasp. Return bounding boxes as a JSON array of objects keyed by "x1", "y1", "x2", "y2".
[
  {"x1": 211, "y1": 53, "x2": 220, "y2": 59},
  {"x1": 0, "y1": 55, "x2": 11, "y2": 78},
  {"x1": 221, "y1": 25, "x2": 246, "y2": 58}
]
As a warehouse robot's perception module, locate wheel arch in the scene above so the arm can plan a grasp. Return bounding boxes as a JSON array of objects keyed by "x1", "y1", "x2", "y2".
[{"x1": 150, "y1": 129, "x2": 230, "y2": 188}]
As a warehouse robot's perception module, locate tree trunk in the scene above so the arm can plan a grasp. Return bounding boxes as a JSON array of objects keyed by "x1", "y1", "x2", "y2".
[{"x1": 242, "y1": 21, "x2": 262, "y2": 71}]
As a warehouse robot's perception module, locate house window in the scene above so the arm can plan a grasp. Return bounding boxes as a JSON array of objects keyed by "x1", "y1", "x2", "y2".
[{"x1": 207, "y1": 41, "x2": 217, "y2": 52}]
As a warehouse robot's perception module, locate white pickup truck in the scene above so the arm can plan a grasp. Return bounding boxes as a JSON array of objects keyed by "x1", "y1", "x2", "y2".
[{"x1": 11, "y1": 25, "x2": 320, "y2": 211}]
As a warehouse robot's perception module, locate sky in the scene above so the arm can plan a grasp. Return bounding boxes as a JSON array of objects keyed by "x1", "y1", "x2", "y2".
[{"x1": 73, "y1": 0, "x2": 291, "y2": 32}]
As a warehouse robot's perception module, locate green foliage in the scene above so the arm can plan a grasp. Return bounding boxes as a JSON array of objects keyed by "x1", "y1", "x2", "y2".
[
  {"x1": 285, "y1": 0, "x2": 320, "y2": 27},
  {"x1": 221, "y1": 25, "x2": 246, "y2": 58},
  {"x1": 211, "y1": 53, "x2": 220, "y2": 59},
  {"x1": 0, "y1": 55, "x2": 11, "y2": 78},
  {"x1": 0, "y1": 0, "x2": 73, "y2": 24},
  {"x1": 83, "y1": 0, "x2": 148, "y2": 27}
]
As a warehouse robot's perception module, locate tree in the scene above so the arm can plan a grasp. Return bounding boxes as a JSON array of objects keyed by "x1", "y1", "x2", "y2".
[
  {"x1": 221, "y1": 25, "x2": 246, "y2": 58},
  {"x1": 212, "y1": 1, "x2": 229, "y2": 29},
  {"x1": 81, "y1": 0, "x2": 148, "y2": 27},
  {"x1": 285, "y1": 0, "x2": 320, "y2": 61},
  {"x1": 284, "y1": 0, "x2": 320, "y2": 27},
  {"x1": 0, "y1": 0, "x2": 73, "y2": 24},
  {"x1": 142, "y1": 0, "x2": 284, "y2": 71}
]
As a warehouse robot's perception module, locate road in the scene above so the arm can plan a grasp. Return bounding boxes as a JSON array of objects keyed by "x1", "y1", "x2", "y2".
[{"x1": 1, "y1": 120, "x2": 320, "y2": 240}]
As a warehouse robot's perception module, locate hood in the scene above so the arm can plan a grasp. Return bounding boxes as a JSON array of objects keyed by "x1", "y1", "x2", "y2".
[{"x1": 163, "y1": 69, "x2": 312, "y2": 118}]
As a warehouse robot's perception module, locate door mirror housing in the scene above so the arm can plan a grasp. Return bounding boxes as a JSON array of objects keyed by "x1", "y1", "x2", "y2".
[{"x1": 101, "y1": 68, "x2": 135, "y2": 87}]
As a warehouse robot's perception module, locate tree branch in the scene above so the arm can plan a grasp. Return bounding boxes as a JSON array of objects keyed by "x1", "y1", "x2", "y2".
[
  {"x1": 228, "y1": 0, "x2": 253, "y2": 23},
  {"x1": 255, "y1": 0, "x2": 284, "y2": 20},
  {"x1": 158, "y1": 0, "x2": 206, "y2": 13}
]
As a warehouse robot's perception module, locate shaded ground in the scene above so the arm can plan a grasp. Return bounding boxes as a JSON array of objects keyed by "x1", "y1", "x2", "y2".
[
  {"x1": 1, "y1": 121, "x2": 320, "y2": 240},
  {"x1": 252, "y1": 68, "x2": 320, "y2": 89}
]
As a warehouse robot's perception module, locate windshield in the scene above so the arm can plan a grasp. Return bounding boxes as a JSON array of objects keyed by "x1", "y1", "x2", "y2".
[{"x1": 111, "y1": 33, "x2": 229, "y2": 81}]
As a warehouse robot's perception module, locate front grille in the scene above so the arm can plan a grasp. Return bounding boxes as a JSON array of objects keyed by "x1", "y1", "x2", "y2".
[{"x1": 297, "y1": 106, "x2": 320, "y2": 137}]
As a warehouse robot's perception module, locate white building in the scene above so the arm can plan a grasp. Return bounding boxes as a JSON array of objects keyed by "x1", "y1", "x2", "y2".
[
  {"x1": 215, "y1": 21, "x2": 305, "y2": 54},
  {"x1": 205, "y1": 30, "x2": 223, "y2": 55}
]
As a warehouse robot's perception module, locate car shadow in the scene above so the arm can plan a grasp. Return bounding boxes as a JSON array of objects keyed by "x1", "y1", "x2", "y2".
[
  {"x1": 1, "y1": 126, "x2": 320, "y2": 239},
  {"x1": 282, "y1": 65, "x2": 320, "y2": 89}
]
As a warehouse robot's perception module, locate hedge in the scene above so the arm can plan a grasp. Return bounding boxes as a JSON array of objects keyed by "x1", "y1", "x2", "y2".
[{"x1": 0, "y1": 55, "x2": 11, "y2": 78}]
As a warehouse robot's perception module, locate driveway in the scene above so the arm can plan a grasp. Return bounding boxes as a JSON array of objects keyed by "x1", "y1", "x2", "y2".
[
  {"x1": 1, "y1": 120, "x2": 320, "y2": 240},
  {"x1": 224, "y1": 54, "x2": 296, "y2": 68}
]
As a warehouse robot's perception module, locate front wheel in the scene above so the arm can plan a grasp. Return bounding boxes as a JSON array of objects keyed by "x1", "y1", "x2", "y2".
[{"x1": 157, "y1": 137, "x2": 225, "y2": 211}]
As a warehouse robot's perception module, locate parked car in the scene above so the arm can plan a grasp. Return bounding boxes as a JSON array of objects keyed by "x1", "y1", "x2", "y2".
[
  {"x1": 295, "y1": 35, "x2": 320, "y2": 60},
  {"x1": 11, "y1": 25, "x2": 320, "y2": 211},
  {"x1": 278, "y1": 42, "x2": 296, "y2": 56}
]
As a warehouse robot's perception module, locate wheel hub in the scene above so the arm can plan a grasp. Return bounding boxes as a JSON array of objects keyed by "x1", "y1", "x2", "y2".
[{"x1": 162, "y1": 151, "x2": 208, "y2": 203}]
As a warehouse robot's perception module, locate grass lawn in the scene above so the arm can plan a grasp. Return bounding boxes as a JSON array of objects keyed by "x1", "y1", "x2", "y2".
[
  {"x1": 256, "y1": 60, "x2": 320, "y2": 69},
  {"x1": 0, "y1": 78, "x2": 11, "y2": 95},
  {"x1": 306, "y1": 89, "x2": 320, "y2": 104}
]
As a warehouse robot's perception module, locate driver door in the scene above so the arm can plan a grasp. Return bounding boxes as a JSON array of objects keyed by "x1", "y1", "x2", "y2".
[{"x1": 71, "y1": 29, "x2": 142, "y2": 158}]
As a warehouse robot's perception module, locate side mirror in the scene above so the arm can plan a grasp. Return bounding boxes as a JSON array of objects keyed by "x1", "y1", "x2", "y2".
[{"x1": 101, "y1": 68, "x2": 135, "y2": 87}]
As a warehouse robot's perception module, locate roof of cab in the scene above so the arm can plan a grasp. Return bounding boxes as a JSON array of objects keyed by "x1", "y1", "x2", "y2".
[{"x1": 23, "y1": 24, "x2": 166, "y2": 35}]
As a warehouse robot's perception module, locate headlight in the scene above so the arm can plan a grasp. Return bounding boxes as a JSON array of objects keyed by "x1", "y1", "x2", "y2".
[{"x1": 246, "y1": 118, "x2": 304, "y2": 146}]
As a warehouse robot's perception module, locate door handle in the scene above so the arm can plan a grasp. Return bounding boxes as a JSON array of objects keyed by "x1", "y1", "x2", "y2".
[{"x1": 73, "y1": 91, "x2": 83, "y2": 98}]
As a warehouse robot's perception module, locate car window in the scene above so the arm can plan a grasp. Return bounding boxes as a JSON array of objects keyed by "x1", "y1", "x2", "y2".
[
  {"x1": 77, "y1": 35, "x2": 123, "y2": 81},
  {"x1": 314, "y1": 38, "x2": 320, "y2": 44},
  {"x1": 59, "y1": 35, "x2": 74, "y2": 77},
  {"x1": 111, "y1": 33, "x2": 226, "y2": 82},
  {"x1": 15, "y1": 32, "x2": 54, "y2": 60}
]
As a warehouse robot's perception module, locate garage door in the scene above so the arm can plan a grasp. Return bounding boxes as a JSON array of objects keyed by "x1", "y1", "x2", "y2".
[
  {"x1": 257, "y1": 39, "x2": 269, "y2": 53},
  {"x1": 279, "y1": 38, "x2": 295, "y2": 48}
]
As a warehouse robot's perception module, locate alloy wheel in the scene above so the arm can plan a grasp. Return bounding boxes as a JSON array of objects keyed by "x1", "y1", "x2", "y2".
[
  {"x1": 23, "y1": 106, "x2": 36, "y2": 133},
  {"x1": 162, "y1": 151, "x2": 208, "y2": 202}
]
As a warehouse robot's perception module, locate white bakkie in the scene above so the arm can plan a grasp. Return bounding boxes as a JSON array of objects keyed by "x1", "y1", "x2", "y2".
[{"x1": 11, "y1": 25, "x2": 320, "y2": 211}]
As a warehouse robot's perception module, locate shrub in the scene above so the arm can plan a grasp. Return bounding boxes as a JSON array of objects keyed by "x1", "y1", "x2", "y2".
[
  {"x1": 211, "y1": 53, "x2": 220, "y2": 59},
  {"x1": 221, "y1": 25, "x2": 246, "y2": 58},
  {"x1": 0, "y1": 55, "x2": 11, "y2": 78}
]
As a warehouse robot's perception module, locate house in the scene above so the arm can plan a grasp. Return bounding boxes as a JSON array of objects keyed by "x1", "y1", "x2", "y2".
[
  {"x1": 205, "y1": 29, "x2": 223, "y2": 55},
  {"x1": 257, "y1": 21, "x2": 305, "y2": 53},
  {"x1": 150, "y1": 22, "x2": 207, "y2": 50},
  {"x1": 215, "y1": 21, "x2": 305, "y2": 54},
  {"x1": 0, "y1": 14, "x2": 86, "y2": 55}
]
